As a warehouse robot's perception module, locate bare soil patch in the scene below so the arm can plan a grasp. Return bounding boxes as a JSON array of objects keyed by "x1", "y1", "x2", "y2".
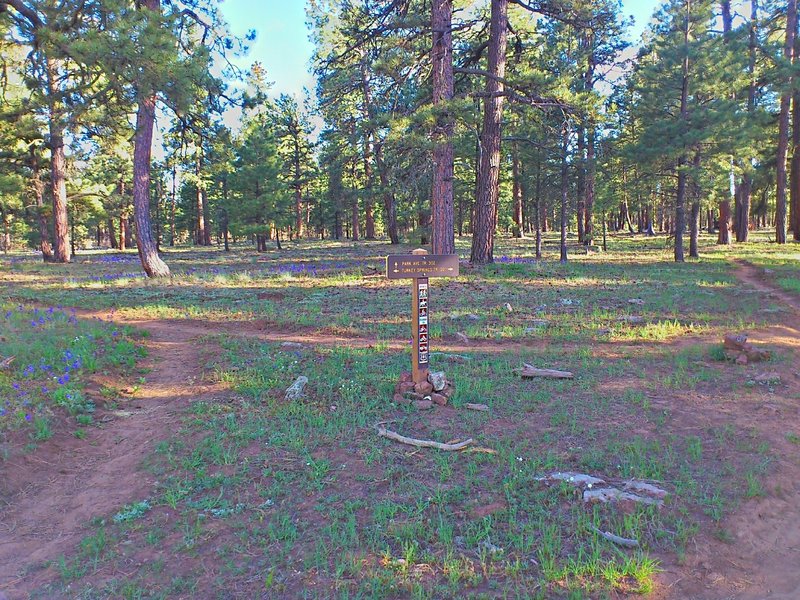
[
  {"x1": 647, "y1": 261, "x2": 800, "y2": 599},
  {"x1": 0, "y1": 315, "x2": 225, "y2": 598}
]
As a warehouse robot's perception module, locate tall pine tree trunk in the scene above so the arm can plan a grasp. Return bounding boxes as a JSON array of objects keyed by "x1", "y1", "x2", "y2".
[
  {"x1": 470, "y1": 0, "x2": 508, "y2": 264},
  {"x1": 45, "y1": 56, "x2": 70, "y2": 263},
  {"x1": 675, "y1": 0, "x2": 690, "y2": 262},
  {"x1": 49, "y1": 129, "x2": 69, "y2": 262},
  {"x1": 737, "y1": 0, "x2": 758, "y2": 242},
  {"x1": 776, "y1": 0, "x2": 797, "y2": 244},
  {"x1": 690, "y1": 151, "x2": 701, "y2": 258},
  {"x1": 374, "y1": 142, "x2": 398, "y2": 244},
  {"x1": 170, "y1": 164, "x2": 177, "y2": 246},
  {"x1": 133, "y1": 90, "x2": 170, "y2": 276},
  {"x1": 791, "y1": 28, "x2": 800, "y2": 240},
  {"x1": 585, "y1": 125, "x2": 596, "y2": 243},
  {"x1": 30, "y1": 149, "x2": 53, "y2": 261},
  {"x1": 576, "y1": 127, "x2": 586, "y2": 242},
  {"x1": 362, "y1": 137, "x2": 376, "y2": 239},
  {"x1": 132, "y1": 0, "x2": 170, "y2": 277},
  {"x1": 431, "y1": 0, "x2": 455, "y2": 254},
  {"x1": 512, "y1": 143, "x2": 524, "y2": 237},
  {"x1": 718, "y1": 0, "x2": 733, "y2": 245},
  {"x1": 560, "y1": 123, "x2": 569, "y2": 263}
]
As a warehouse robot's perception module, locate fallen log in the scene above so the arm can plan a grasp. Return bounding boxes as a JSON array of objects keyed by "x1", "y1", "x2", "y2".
[
  {"x1": 517, "y1": 363, "x2": 574, "y2": 379},
  {"x1": 589, "y1": 526, "x2": 639, "y2": 548},
  {"x1": 465, "y1": 403, "x2": 490, "y2": 412},
  {"x1": 377, "y1": 426, "x2": 473, "y2": 451}
]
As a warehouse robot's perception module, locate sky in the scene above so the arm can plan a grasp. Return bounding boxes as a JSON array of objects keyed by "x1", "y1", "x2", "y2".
[{"x1": 219, "y1": 0, "x2": 663, "y2": 101}]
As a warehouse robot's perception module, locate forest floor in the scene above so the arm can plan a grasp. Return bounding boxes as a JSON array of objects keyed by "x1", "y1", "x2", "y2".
[{"x1": 0, "y1": 232, "x2": 799, "y2": 599}]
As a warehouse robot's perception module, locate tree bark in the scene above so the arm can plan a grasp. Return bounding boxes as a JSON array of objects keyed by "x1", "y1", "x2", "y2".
[
  {"x1": 374, "y1": 141, "x2": 398, "y2": 243},
  {"x1": 170, "y1": 163, "x2": 177, "y2": 246},
  {"x1": 791, "y1": 24, "x2": 800, "y2": 240},
  {"x1": 717, "y1": 0, "x2": 734, "y2": 245},
  {"x1": 675, "y1": 0, "x2": 690, "y2": 262},
  {"x1": 131, "y1": 1, "x2": 170, "y2": 277},
  {"x1": 690, "y1": 151, "x2": 701, "y2": 258},
  {"x1": 511, "y1": 143, "x2": 524, "y2": 237},
  {"x1": 470, "y1": 0, "x2": 508, "y2": 264},
  {"x1": 133, "y1": 91, "x2": 170, "y2": 276},
  {"x1": 585, "y1": 124, "x2": 596, "y2": 243},
  {"x1": 30, "y1": 149, "x2": 54, "y2": 261},
  {"x1": 776, "y1": 0, "x2": 797, "y2": 244},
  {"x1": 44, "y1": 55, "x2": 70, "y2": 263},
  {"x1": 576, "y1": 126, "x2": 586, "y2": 243},
  {"x1": 736, "y1": 0, "x2": 758, "y2": 242},
  {"x1": 560, "y1": 123, "x2": 569, "y2": 263},
  {"x1": 432, "y1": 0, "x2": 456, "y2": 254}
]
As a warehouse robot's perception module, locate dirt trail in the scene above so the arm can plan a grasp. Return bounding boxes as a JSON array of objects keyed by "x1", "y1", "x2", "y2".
[
  {"x1": 1, "y1": 261, "x2": 799, "y2": 598},
  {"x1": 0, "y1": 315, "x2": 225, "y2": 598},
  {"x1": 653, "y1": 261, "x2": 800, "y2": 600}
]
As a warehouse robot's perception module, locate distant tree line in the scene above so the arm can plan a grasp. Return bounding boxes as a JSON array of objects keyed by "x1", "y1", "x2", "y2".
[{"x1": 0, "y1": 0, "x2": 798, "y2": 274}]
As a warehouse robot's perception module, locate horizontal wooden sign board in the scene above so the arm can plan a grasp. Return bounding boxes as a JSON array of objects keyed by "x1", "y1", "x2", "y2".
[{"x1": 386, "y1": 254, "x2": 459, "y2": 279}]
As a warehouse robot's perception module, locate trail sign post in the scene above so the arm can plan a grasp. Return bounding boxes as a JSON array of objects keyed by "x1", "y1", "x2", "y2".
[{"x1": 386, "y1": 249, "x2": 459, "y2": 384}]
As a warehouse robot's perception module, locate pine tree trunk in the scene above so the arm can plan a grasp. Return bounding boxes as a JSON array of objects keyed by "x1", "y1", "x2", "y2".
[
  {"x1": 585, "y1": 125, "x2": 596, "y2": 243},
  {"x1": 133, "y1": 93, "x2": 170, "y2": 276},
  {"x1": 119, "y1": 213, "x2": 127, "y2": 251},
  {"x1": 560, "y1": 123, "x2": 569, "y2": 263},
  {"x1": 49, "y1": 128, "x2": 70, "y2": 262},
  {"x1": 195, "y1": 144, "x2": 206, "y2": 245},
  {"x1": 294, "y1": 134, "x2": 305, "y2": 239},
  {"x1": 170, "y1": 164, "x2": 177, "y2": 246},
  {"x1": 132, "y1": 3, "x2": 170, "y2": 278},
  {"x1": 576, "y1": 127, "x2": 586, "y2": 243},
  {"x1": 791, "y1": 31, "x2": 800, "y2": 240},
  {"x1": 511, "y1": 143, "x2": 524, "y2": 237},
  {"x1": 431, "y1": 0, "x2": 456, "y2": 254},
  {"x1": 776, "y1": 0, "x2": 797, "y2": 244},
  {"x1": 44, "y1": 57, "x2": 70, "y2": 262},
  {"x1": 675, "y1": 0, "x2": 690, "y2": 262},
  {"x1": 737, "y1": 0, "x2": 759, "y2": 242},
  {"x1": 374, "y1": 141, "x2": 398, "y2": 243},
  {"x1": 690, "y1": 152, "x2": 701, "y2": 258},
  {"x1": 470, "y1": 0, "x2": 508, "y2": 265},
  {"x1": 30, "y1": 150, "x2": 54, "y2": 261}
]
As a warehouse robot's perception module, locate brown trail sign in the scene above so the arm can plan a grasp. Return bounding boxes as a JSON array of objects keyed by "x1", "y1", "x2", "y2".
[{"x1": 386, "y1": 249, "x2": 459, "y2": 384}]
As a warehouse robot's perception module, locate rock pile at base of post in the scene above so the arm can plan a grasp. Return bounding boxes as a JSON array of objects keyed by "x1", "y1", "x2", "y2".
[{"x1": 393, "y1": 370, "x2": 455, "y2": 409}]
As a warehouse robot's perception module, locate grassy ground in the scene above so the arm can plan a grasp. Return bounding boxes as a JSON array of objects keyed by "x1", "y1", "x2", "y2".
[{"x1": 1, "y1": 230, "x2": 798, "y2": 599}]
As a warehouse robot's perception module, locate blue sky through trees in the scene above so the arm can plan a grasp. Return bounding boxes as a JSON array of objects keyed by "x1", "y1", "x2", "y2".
[{"x1": 219, "y1": 0, "x2": 662, "y2": 100}]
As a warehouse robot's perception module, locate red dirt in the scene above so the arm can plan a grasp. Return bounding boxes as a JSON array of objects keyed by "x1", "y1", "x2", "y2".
[
  {"x1": 0, "y1": 315, "x2": 226, "y2": 598},
  {"x1": 647, "y1": 261, "x2": 800, "y2": 600},
  {"x1": 1, "y1": 260, "x2": 799, "y2": 598}
]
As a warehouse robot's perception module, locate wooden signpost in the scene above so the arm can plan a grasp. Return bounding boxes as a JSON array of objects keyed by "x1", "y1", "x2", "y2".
[{"x1": 386, "y1": 249, "x2": 459, "y2": 384}]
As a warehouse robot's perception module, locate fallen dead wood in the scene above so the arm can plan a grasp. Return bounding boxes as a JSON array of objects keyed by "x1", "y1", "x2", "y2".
[
  {"x1": 589, "y1": 526, "x2": 639, "y2": 548},
  {"x1": 463, "y1": 446, "x2": 497, "y2": 455},
  {"x1": 377, "y1": 426, "x2": 474, "y2": 451},
  {"x1": 465, "y1": 403, "x2": 489, "y2": 412},
  {"x1": 0, "y1": 356, "x2": 15, "y2": 370},
  {"x1": 517, "y1": 363, "x2": 574, "y2": 379}
]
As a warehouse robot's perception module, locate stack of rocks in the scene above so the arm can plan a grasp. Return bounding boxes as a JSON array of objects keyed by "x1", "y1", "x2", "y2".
[{"x1": 393, "y1": 370, "x2": 454, "y2": 409}]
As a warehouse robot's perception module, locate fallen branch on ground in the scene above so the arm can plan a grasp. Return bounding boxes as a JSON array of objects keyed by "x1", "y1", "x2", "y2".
[
  {"x1": 377, "y1": 426, "x2": 473, "y2": 451},
  {"x1": 589, "y1": 526, "x2": 639, "y2": 548},
  {"x1": 517, "y1": 363, "x2": 574, "y2": 379},
  {"x1": 465, "y1": 403, "x2": 489, "y2": 412}
]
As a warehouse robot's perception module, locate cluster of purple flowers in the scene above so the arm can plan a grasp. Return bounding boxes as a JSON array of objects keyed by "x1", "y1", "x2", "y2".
[
  {"x1": 1, "y1": 305, "x2": 90, "y2": 424},
  {"x1": 3, "y1": 305, "x2": 78, "y2": 329},
  {"x1": 95, "y1": 255, "x2": 139, "y2": 264},
  {"x1": 496, "y1": 256, "x2": 539, "y2": 265}
]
